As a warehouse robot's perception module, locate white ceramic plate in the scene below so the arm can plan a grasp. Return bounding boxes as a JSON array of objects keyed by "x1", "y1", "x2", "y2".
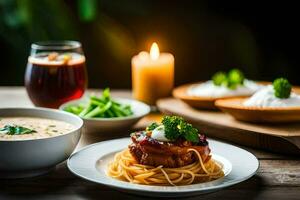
[
  {"x1": 59, "y1": 98, "x2": 150, "y2": 133},
  {"x1": 68, "y1": 138, "x2": 259, "y2": 197}
]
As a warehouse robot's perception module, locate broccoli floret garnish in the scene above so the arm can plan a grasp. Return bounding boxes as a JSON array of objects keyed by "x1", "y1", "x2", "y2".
[
  {"x1": 161, "y1": 116, "x2": 183, "y2": 141},
  {"x1": 228, "y1": 69, "x2": 245, "y2": 85},
  {"x1": 178, "y1": 120, "x2": 199, "y2": 142},
  {"x1": 273, "y1": 78, "x2": 292, "y2": 99},
  {"x1": 146, "y1": 122, "x2": 159, "y2": 131},
  {"x1": 212, "y1": 71, "x2": 227, "y2": 86},
  {"x1": 212, "y1": 69, "x2": 245, "y2": 89},
  {"x1": 227, "y1": 69, "x2": 245, "y2": 89},
  {"x1": 161, "y1": 116, "x2": 199, "y2": 143}
]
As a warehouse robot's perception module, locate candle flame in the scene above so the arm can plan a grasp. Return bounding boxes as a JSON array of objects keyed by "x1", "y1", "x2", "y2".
[{"x1": 150, "y1": 42, "x2": 160, "y2": 60}]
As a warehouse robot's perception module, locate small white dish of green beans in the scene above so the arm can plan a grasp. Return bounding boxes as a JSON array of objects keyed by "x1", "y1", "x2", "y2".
[{"x1": 59, "y1": 88, "x2": 151, "y2": 133}]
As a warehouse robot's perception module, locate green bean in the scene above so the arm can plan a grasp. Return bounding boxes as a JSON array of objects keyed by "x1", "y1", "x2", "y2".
[
  {"x1": 102, "y1": 88, "x2": 110, "y2": 100},
  {"x1": 94, "y1": 112, "x2": 105, "y2": 118},
  {"x1": 90, "y1": 96, "x2": 105, "y2": 103},
  {"x1": 79, "y1": 102, "x2": 94, "y2": 117},
  {"x1": 84, "y1": 101, "x2": 112, "y2": 118},
  {"x1": 90, "y1": 99, "x2": 105, "y2": 107},
  {"x1": 70, "y1": 106, "x2": 82, "y2": 115},
  {"x1": 111, "y1": 105, "x2": 124, "y2": 117},
  {"x1": 106, "y1": 109, "x2": 115, "y2": 118},
  {"x1": 112, "y1": 100, "x2": 121, "y2": 106},
  {"x1": 112, "y1": 104, "x2": 131, "y2": 116}
]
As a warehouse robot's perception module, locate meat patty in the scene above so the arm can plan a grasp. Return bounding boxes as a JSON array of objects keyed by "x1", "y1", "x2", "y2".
[{"x1": 129, "y1": 131, "x2": 211, "y2": 168}]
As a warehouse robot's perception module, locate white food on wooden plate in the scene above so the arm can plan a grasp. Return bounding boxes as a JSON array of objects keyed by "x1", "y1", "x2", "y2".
[
  {"x1": 187, "y1": 80, "x2": 261, "y2": 98},
  {"x1": 243, "y1": 85, "x2": 300, "y2": 107}
]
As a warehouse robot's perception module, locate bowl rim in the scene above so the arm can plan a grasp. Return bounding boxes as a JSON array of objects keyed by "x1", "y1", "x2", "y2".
[
  {"x1": 0, "y1": 107, "x2": 83, "y2": 142},
  {"x1": 59, "y1": 97, "x2": 151, "y2": 122}
]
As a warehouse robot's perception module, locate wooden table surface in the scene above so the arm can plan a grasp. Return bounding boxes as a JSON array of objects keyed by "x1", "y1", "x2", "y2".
[{"x1": 0, "y1": 87, "x2": 299, "y2": 200}]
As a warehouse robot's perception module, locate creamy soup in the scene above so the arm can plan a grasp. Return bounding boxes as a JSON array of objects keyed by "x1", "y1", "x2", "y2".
[{"x1": 0, "y1": 117, "x2": 75, "y2": 140}]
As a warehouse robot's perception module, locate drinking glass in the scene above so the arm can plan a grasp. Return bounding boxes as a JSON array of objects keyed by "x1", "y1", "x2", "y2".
[{"x1": 25, "y1": 41, "x2": 88, "y2": 108}]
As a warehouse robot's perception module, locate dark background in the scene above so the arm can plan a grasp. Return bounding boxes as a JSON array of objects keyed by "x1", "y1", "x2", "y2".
[{"x1": 0, "y1": 0, "x2": 298, "y2": 88}]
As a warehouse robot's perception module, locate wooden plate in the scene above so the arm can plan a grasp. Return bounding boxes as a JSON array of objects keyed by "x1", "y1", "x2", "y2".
[
  {"x1": 215, "y1": 98, "x2": 300, "y2": 123},
  {"x1": 173, "y1": 82, "x2": 266, "y2": 110},
  {"x1": 157, "y1": 98, "x2": 300, "y2": 155},
  {"x1": 215, "y1": 86, "x2": 300, "y2": 123}
]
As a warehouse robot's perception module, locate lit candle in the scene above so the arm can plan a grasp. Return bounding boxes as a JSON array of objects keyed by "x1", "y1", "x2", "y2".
[{"x1": 132, "y1": 42, "x2": 174, "y2": 105}]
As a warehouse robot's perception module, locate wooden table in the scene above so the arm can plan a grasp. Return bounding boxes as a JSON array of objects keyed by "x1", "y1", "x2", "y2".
[{"x1": 0, "y1": 87, "x2": 299, "y2": 200}]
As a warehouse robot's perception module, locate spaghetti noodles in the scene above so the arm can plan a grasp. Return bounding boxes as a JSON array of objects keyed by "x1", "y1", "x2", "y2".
[{"x1": 107, "y1": 148, "x2": 224, "y2": 186}]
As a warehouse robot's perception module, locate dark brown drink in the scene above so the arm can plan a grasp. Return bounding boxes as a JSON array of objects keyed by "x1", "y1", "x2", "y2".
[{"x1": 25, "y1": 49, "x2": 87, "y2": 108}]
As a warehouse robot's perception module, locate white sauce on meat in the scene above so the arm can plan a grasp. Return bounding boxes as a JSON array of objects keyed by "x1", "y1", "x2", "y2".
[{"x1": 151, "y1": 125, "x2": 170, "y2": 142}]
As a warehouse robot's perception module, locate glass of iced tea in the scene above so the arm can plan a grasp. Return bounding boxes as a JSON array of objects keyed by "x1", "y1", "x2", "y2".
[{"x1": 25, "y1": 41, "x2": 88, "y2": 108}]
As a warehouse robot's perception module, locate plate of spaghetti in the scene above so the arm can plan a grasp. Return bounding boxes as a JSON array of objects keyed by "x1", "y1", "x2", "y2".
[{"x1": 68, "y1": 116, "x2": 259, "y2": 197}]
